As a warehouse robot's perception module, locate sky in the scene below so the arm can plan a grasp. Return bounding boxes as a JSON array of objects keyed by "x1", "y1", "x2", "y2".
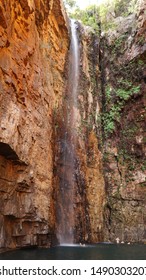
[{"x1": 75, "y1": 0, "x2": 107, "y2": 9}]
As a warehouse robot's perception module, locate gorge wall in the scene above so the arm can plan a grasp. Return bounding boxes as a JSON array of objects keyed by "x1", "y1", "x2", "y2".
[
  {"x1": 0, "y1": 0, "x2": 105, "y2": 249},
  {"x1": 102, "y1": 0, "x2": 146, "y2": 242},
  {"x1": 53, "y1": 22, "x2": 106, "y2": 244},
  {"x1": 0, "y1": 0, "x2": 69, "y2": 248},
  {"x1": 0, "y1": 0, "x2": 145, "y2": 250}
]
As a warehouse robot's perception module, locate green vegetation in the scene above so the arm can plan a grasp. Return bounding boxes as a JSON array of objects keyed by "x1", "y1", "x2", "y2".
[
  {"x1": 64, "y1": 0, "x2": 141, "y2": 138},
  {"x1": 63, "y1": 0, "x2": 138, "y2": 32},
  {"x1": 102, "y1": 105, "x2": 120, "y2": 134},
  {"x1": 111, "y1": 35, "x2": 128, "y2": 54},
  {"x1": 116, "y1": 85, "x2": 140, "y2": 100},
  {"x1": 138, "y1": 35, "x2": 145, "y2": 46},
  {"x1": 138, "y1": 60, "x2": 145, "y2": 66},
  {"x1": 114, "y1": 0, "x2": 137, "y2": 17},
  {"x1": 63, "y1": 0, "x2": 77, "y2": 9},
  {"x1": 102, "y1": 83, "x2": 140, "y2": 135}
]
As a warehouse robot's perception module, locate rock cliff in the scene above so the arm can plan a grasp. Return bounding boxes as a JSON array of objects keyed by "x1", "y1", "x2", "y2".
[
  {"x1": 0, "y1": 0, "x2": 106, "y2": 247},
  {"x1": 0, "y1": 0, "x2": 69, "y2": 249},
  {"x1": 0, "y1": 0, "x2": 145, "y2": 250},
  {"x1": 54, "y1": 22, "x2": 106, "y2": 244},
  {"x1": 102, "y1": 0, "x2": 146, "y2": 242}
]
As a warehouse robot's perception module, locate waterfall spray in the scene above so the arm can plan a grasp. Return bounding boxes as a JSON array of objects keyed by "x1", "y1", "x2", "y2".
[{"x1": 57, "y1": 19, "x2": 79, "y2": 244}]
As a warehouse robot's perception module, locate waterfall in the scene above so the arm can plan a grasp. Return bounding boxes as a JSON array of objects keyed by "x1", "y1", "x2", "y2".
[
  {"x1": 70, "y1": 19, "x2": 79, "y2": 119},
  {"x1": 56, "y1": 19, "x2": 79, "y2": 245},
  {"x1": 66, "y1": 19, "x2": 79, "y2": 133}
]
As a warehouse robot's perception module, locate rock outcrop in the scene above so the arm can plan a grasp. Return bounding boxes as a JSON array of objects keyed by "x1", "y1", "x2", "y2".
[
  {"x1": 0, "y1": 0, "x2": 69, "y2": 249},
  {"x1": 102, "y1": 0, "x2": 146, "y2": 243}
]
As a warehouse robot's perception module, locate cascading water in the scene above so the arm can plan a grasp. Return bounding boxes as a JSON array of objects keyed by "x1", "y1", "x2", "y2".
[{"x1": 56, "y1": 19, "x2": 79, "y2": 245}]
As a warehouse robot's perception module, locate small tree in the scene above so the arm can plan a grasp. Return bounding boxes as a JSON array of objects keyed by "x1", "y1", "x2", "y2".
[{"x1": 63, "y1": 0, "x2": 77, "y2": 10}]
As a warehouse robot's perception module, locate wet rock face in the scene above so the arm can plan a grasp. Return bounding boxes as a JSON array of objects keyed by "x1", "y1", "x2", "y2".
[
  {"x1": 75, "y1": 26, "x2": 106, "y2": 243},
  {"x1": 0, "y1": 0, "x2": 69, "y2": 249},
  {"x1": 54, "y1": 23, "x2": 106, "y2": 244},
  {"x1": 102, "y1": 1, "x2": 146, "y2": 243}
]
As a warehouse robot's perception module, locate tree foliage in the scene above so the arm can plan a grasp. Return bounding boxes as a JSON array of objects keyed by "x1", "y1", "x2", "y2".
[
  {"x1": 114, "y1": 0, "x2": 138, "y2": 16},
  {"x1": 71, "y1": 5, "x2": 100, "y2": 31},
  {"x1": 63, "y1": 0, "x2": 77, "y2": 9},
  {"x1": 63, "y1": 0, "x2": 138, "y2": 32}
]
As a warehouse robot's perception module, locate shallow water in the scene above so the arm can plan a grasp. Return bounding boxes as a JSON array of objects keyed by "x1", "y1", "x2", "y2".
[{"x1": 0, "y1": 244, "x2": 146, "y2": 260}]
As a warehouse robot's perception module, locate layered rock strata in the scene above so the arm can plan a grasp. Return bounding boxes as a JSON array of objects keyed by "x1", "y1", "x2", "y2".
[
  {"x1": 102, "y1": 0, "x2": 146, "y2": 242},
  {"x1": 0, "y1": 0, "x2": 69, "y2": 249}
]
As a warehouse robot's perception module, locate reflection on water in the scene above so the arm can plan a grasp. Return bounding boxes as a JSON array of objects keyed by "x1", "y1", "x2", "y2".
[{"x1": 0, "y1": 244, "x2": 146, "y2": 260}]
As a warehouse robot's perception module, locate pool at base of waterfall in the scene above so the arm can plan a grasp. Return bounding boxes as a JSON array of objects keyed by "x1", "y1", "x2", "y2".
[{"x1": 0, "y1": 244, "x2": 146, "y2": 260}]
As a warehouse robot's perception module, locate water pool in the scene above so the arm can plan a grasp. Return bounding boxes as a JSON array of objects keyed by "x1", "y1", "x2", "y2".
[{"x1": 0, "y1": 244, "x2": 146, "y2": 260}]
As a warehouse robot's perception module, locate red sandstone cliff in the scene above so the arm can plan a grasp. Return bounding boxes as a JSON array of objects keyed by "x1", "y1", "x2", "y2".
[
  {"x1": 0, "y1": 0, "x2": 69, "y2": 249},
  {"x1": 102, "y1": 0, "x2": 146, "y2": 242}
]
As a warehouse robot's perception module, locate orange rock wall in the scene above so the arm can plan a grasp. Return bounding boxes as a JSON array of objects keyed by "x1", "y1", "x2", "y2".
[
  {"x1": 0, "y1": 0, "x2": 69, "y2": 249},
  {"x1": 76, "y1": 29, "x2": 106, "y2": 242}
]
